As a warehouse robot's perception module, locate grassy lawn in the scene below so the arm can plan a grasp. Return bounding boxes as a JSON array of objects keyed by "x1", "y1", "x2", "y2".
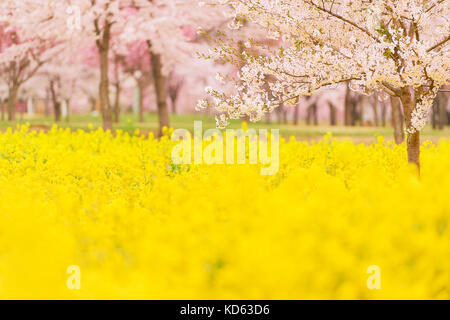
[{"x1": 1, "y1": 112, "x2": 449, "y2": 144}]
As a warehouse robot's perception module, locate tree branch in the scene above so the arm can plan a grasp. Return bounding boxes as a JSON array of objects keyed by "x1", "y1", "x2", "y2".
[
  {"x1": 305, "y1": 1, "x2": 380, "y2": 43},
  {"x1": 425, "y1": 0, "x2": 446, "y2": 14},
  {"x1": 426, "y1": 35, "x2": 450, "y2": 52}
]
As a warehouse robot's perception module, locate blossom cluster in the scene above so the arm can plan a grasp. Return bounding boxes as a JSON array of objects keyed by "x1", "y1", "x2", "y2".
[{"x1": 201, "y1": 0, "x2": 450, "y2": 133}]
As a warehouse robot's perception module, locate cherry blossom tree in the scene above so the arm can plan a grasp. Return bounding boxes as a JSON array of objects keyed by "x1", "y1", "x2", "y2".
[
  {"x1": 1, "y1": 1, "x2": 131, "y2": 130},
  {"x1": 1, "y1": 0, "x2": 235, "y2": 133},
  {"x1": 119, "y1": 41, "x2": 152, "y2": 122},
  {"x1": 0, "y1": 24, "x2": 57, "y2": 121},
  {"x1": 201, "y1": 0, "x2": 450, "y2": 169},
  {"x1": 37, "y1": 54, "x2": 88, "y2": 122},
  {"x1": 123, "y1": 1, "x2": 234, "y2": 135},
  {"x1": 110, "y1": 47, "x2": 129, "y2": 123}
]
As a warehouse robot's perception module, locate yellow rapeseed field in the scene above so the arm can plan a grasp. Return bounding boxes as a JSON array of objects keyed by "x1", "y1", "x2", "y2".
[{"x1": 0, "y1": 124, "x2": 448, "y2": 299}]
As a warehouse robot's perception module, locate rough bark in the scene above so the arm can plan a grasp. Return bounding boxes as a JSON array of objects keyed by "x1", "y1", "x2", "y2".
[
  {"x1": 97, "y1": 22, "x2": 113, "y2": 131},
  {"x1": 7, "y1": 84, "x2": 19, "y2": 121},
  {"x1": 400, "y1": 88, "x2": 420, "y2": 169},
  {"x1": 390, "y1": 96, "x2": 404, "y2": 145},
  {"x1": 148, "y1": 43, "x2": 169, "y2": 136}
]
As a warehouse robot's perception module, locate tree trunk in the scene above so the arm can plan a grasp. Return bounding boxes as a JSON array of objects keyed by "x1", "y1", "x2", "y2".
[
  {"x1": 437, "y1": 92, "x2": 447, "y2": 130},
  {"x1": 138, "y1": 80, "x2": 144, "y2": 123},
  {"x1": 168, "y1": 88, "x2": 178, "y2": 115},
  {"x1": 390, "y1": 96, "x2": 404, "y2": 145},
  {"x1": 359, "y1": 97, "x2": 365, "y2": 127},
  {"x1": 432, "y1": 99, "x2": 438, "y2": 129},
  {"x1": 307, "y1": 103, "x2": 318, "y2": 125},
  {"x1": 49, "y1": 80, "x2": 61, "y2": 122},
  {"x1": 400, "y1": 88, "x2": 420, "y2": 169},
  {"x1": 148, "y1": 42, "x2": 169, "y2": 137},
  {"x1": 372, "y1": 97, "x2": 379, "y2": 127},
  {"x1": 65, "y1": 99, "x2": 70, "y2": 123},
  {"x1": 53, "y1": 102, "x2": 61, "y2": 122},
  {"x1": 1, "y1": 99, "x2": 4, "y2": 121},
  {"x1": 329, "y1": 101, "x2": 337, "y2": 126},
  {"x1": 114, "y1": 82, "x2": 121, "y2": 123},
  {"x1": 97, "y1": 23, "x2": 113, "y2": 131},
  {"x1": 7, "y1": 84, "x2": 19, "y2": 122},
  {"x1": 312, "y1": 103, "x2": 318, "y2": 125},
  {"x1": 306, "y1": 104, "x2": 311, "y2": 125},
  {"x1": 45, "y1": 89, "x2": 51, "y2": 117},
  {"x1": 345, "y1": 82, "x2": 354, "y2": 126},
  {"x1": 431, "y1": 92, "x2": 447, "y2": 130},
  {"x1": 171, "y1": 95, "x2": 177, "y2": 115},
  {"x1": 293, "y1": 104, "x2": 299, "y2": 125},
  {"x1": 277, "y1": 105, "x2": 284, "y2": 124},
  {"x1": 89, "y1": 97, "x2": 96, "y2": 113},
  {"x1": 352, "y1": 99, "x2": 358, "y2": 126},
  {"x1": 381, "y1": 101, "x2": 387, "y2": 127}
]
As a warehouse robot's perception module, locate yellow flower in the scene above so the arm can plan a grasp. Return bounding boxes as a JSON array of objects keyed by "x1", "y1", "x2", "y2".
[{"x1": 0, "y1": 125, "x2": 448, "y2": 299}]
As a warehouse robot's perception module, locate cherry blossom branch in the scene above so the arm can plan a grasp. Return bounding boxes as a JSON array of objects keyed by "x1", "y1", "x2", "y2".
[
  {"x1": 424, "y1": 0, "x2": 447, "y2": 14},
  {"x1": 276, "y1": 77, "x2": 362, "y2": 106},
  {"x1": 382, "y1": 82, "x2": 402, "y2": 97},
  {"x1": 305, "y1": 0, "x2": 380, "y2": 43},
  {"x1": 426, "y1": 35, "x2": 450, "y2": 52}
]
